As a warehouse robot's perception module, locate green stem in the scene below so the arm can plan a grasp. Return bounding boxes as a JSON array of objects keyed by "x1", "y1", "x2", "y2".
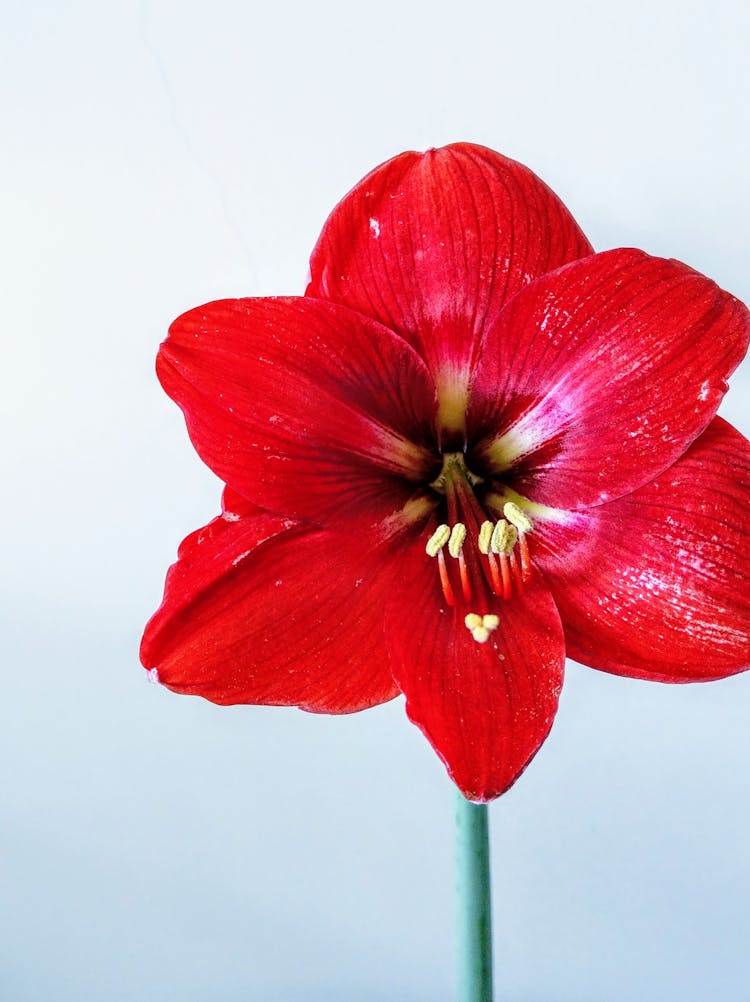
[{"x1": 455, "y1": 791, "x2": 494, "y2": 1001}]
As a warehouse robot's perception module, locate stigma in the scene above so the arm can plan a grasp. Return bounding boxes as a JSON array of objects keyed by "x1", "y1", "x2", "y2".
[{"x1": 464, "y1": 613, "x2": 500, "y2": 644}]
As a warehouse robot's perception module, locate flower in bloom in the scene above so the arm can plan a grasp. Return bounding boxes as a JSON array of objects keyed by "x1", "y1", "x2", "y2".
[{"x1": 141, "y1": 143, "x2": 750, "y2": 801}]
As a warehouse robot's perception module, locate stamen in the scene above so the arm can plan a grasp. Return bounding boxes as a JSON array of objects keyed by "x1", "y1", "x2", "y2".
[
  {"x1": 426, "y1": 523, "x2": 451, "y2": 557},
  {"x1": 487, "y1": 520, "x2": 518, "y2": 599},
  {"x1": 503, "y1": 501, "x2": 533, "y2": 534},
  {"x1": 447, "y1": 522, "x2": 467, "y2": 558},
  {"x1": 477, "y1": 520, "x2": 493, "y2": 555},
  {"x1": 503, "y1": 503, "x2": 533, "y2": 584},
  {"x1": 437, "y1": 549, "x2": 456, "y2": 606},
  {"x1": 486, "y1": 549, "x2": 503, "y2": 596},
  {"x1": 426, "y1": 453, "x2": 538, "y2": 612},
  {"x1": 458, "y1": 549, "x2": 472, "y2": 602},
  {"x1": 426, "y1": 522, "x2": 469, "y2": 605},
  {"x1": 499, "y1": 553, "x2": 512, "y2": 600},
  {"x1": 510, "y1": 546, "x2": 523, "y2": 590},
  {"x1": 518, "y1": 532, "x2": 532, "y2": 583},
  {"x1": 491, "y1": 519, "x2": 518, "y2": 555}
]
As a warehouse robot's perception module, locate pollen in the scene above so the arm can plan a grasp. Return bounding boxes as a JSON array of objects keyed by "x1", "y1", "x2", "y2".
[
  {"x1": 447, "y1": 522, "x2": 467, "y2": 557},
  {"x1": 478, "y1": 520, "x2": 494, "y2": 554},
  {"x1": 425, "y1": 492, "x2": 536, "y2": 608},
  {"x1": 464, "y1": 612, "x2": 501, "y2": 644},
  {"x1": 427, "y1": 522, "x2": 470, "y2": 605},
  {"x1": 425, "y1": 523, "x2": 451, "y2": 556},
  {"x1": 503, "y1": 501, "x2": 533, "y2": 534},
  {"x1": 490, "y1": 519, "x2": 518, "y2": 555}
]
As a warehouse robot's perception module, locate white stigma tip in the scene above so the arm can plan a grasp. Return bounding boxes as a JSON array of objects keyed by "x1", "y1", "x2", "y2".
[
  {"x1": 426, "y1": 523, "x2": 451, "y2": 557},
  {"x1": 503, "y1": 501, "x2": 533, "y2": 534},
  {"x1": 448, "y1": 522, "x2": 467, "y2": 558},
  {"x1": 464, "y1": 612, "x2": 500, "y2": 644},
  {"x1": 146, "y1": 668, "x2": 160, "y2": 685}
]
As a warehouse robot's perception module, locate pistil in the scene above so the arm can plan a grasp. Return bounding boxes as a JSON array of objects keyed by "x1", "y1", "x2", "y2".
[{"x1": 464, "y1": 613, "x2": 501, "y2": 644}]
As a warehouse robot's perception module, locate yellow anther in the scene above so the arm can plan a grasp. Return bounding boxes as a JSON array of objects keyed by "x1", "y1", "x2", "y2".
[
  {"x1": 448, "y1": 522, "x2": 467, "y2": 558},
  {"x1": 478, "y1": 520, "x2": 494, "y2": 555},
  {"x1": 464, "y1": 611, "x2": 500, "y2": 644},
  {"x1": 425, "y1": 523, "x2": 451, "y2": 557},
  {"x1": 503, "y1": 501, "x2": 533, "y2": 534},
  {"x1": 491, "y1": 519, "x2": 518, "y2": 555}
]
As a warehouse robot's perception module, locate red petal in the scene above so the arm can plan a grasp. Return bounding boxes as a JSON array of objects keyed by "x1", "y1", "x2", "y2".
[
  {"x1": 470, "y1": 249, "x2": 750, "y2": 509},
  {"x1": 221, "y1": 484, "x2": 260, "y2": 519},
  {"x1": 141, "y1": 506, "x2": 401, "y2": 712},
  {"x1": 158, "y1": 297, "x2": 440, "y2": 525},
  {"x1": 534, "y1": 418, "x2": 750, "y2": 680},
  {"x1": 385, "y1": 537, "x2": 565, "y2": 801},
  {"x1": 307, "y1": 143, "x2": 592, "y2": 394}
]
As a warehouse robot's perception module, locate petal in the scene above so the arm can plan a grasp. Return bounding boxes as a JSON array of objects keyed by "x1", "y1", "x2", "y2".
[
  {"x1": 307, "y1": 143, "x2": 593, "y2": 405},
  {"x1": 221, "y1": 483, "x2": 260, "y2": 519},
  {"x1": 470, "y1": 249, "x2": 750, "y2": 509},
  {"x1": 534, "y1": 418, "x2": 750, "y2": 680},
  {"x1": 158, "y1": 297, "x2": 440, "y2": 525},
  {"x1": 385, "y1": 536, "x2": 565, "y2": 801},
  {"x1": 141, "y1": 505, "x2": 401, "y2": 712}
]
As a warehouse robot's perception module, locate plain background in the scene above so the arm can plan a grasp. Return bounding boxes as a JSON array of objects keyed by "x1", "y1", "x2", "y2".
[{"x1": 3, "y1": 1, "x2": 749, "y2": 999}]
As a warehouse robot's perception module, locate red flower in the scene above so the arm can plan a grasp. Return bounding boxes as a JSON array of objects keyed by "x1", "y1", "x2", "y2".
[{"x1": 142, "y1": 144, "x2": 750, "y2": 801}]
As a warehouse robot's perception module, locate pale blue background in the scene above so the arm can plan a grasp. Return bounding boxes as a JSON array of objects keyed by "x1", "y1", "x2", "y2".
[{"x1": 3, "y1": 1, "x2": 750, "y2": 999}]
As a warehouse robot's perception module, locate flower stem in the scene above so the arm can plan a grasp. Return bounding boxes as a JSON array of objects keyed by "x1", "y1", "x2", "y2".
[{"x1": 455, "y1": 791, "x2": 494, "y2": 1001}]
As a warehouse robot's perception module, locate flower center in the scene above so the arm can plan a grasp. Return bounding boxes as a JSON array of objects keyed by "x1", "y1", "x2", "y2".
[{"x1": 424, "y1": 453, "x2": 534, "y2": 622}]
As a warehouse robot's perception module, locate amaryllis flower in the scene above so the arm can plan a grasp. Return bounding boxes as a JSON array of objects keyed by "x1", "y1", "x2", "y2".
[{"x1": 142, "y1": 143, "x2": 750, "y2": 801}]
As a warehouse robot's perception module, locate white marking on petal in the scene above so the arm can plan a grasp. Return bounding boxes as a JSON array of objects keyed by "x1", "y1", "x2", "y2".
[{"x1": 484, "y1": 418, "x2": 545, "y2": 469}]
